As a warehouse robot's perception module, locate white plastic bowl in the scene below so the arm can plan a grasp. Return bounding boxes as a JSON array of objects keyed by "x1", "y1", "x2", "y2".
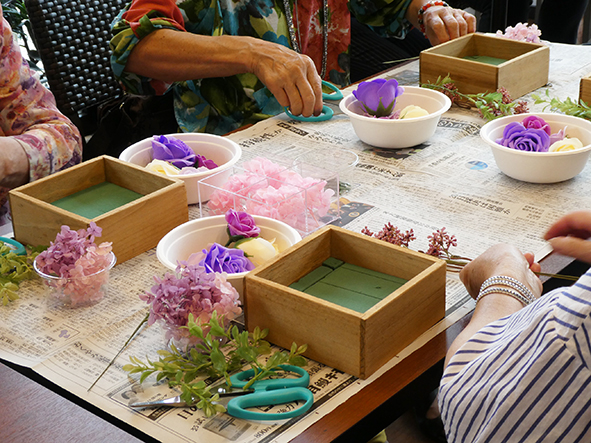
[
  {"x1": 156, "y1": 215, "x2": 302, "y2": 300},
  {"x1": 339, "y1": 86, "x2": 451, "y2": 149},
  {"x1": 480, "y1": 113, "x2": 591, "y2": 183},
  {"x1": 119, "y1": 133, "x2": 242, "y2": 205}
]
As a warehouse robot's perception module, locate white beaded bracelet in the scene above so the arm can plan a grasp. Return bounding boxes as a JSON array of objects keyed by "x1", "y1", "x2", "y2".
[
  {"x1": 480, "y1": 275, "x2": 536, "y2": 304},
  {"x1": 476, "y1": 287, "x2": 532, "y2": 306}
]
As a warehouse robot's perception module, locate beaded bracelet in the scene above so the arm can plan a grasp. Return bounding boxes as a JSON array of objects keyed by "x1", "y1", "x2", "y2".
[
  {"x1": 476, "y1": 287, "x2": 532, "y2": 307},
  {"x1": 418, "y1": 1, "x2": 450, "y2": 36},
  {"x1": 480, "y1": 275, "x2": 536, "y2": 304}
]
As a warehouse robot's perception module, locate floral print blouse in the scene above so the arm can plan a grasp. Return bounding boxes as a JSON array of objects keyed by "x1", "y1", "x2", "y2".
[
  {"x1": 0, "y1": 7, "x2": 82, "y2": 205},
  {"x1": 110, "y1": 0, "x2": 413, "y2": 135}
]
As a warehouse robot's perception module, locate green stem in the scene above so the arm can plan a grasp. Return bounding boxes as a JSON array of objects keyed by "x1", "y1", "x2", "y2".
[
  {"x1": 534, "y1": 271, "x2": 580, "y2": 281},
  {"x1": 445, "y1": 258, "x2": 581, "y2": 282},
  {"x1": 88, "y1": 312, "x2": 149, "y2": 392}
]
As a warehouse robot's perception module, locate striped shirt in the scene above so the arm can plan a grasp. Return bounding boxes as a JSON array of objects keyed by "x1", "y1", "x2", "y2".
[{"x1": 439, "y1": 269, "x2": 591, "y2": 443}]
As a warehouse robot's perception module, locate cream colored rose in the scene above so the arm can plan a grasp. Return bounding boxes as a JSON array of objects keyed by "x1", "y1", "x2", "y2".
[
  {"x1": 548, "y1": 137, "x2": 584, "y2": 152},
  {"x1": 236, "y1": 238, "x2": 278, "y2": 266},
  {"x1": 400, "y1": 105, "x2": 429, "y2": 119},
  {"x1": 145, "y1": 159, "x2": 181, "y2": 176}
]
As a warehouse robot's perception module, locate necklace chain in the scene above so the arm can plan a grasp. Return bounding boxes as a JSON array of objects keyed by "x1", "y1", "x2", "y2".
[{"x1": 282, "y1": 0, "x2": 328, "y2": 78}]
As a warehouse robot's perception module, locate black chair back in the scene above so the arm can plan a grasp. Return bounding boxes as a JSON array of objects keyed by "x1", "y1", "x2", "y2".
[{"x1": 24, "y1": 0, "x2": 127, "y2": 124}]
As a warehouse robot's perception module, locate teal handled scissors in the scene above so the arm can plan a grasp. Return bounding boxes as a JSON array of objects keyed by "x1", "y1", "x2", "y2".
[
  {"x1": 129, "y1": 365, "x2": 314, "y2": 421},
  {"x1": 0, "y1": 237, "x2": 26, "y2": 255},
  {"x1": 284, "y1": 80, "x2": 344, "y2": 122}
]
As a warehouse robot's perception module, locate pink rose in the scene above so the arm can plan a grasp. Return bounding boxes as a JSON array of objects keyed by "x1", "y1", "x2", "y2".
[
  {"x1": 521, "y1": 116, "x2": 551, "y2": 136},
  {"x1": 225, "y1": 209, "x2": 261, "y2": 238}
]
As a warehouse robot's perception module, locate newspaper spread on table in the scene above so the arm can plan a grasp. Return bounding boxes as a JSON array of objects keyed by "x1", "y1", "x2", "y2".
[{"x1": 2, "y1": 41, "x2": 591, "y2": 443}]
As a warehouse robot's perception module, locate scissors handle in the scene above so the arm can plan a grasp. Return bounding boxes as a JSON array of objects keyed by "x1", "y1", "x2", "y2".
[
  {"x1": 0, "y1": 237, "x2": 26, "y2": 256},
  {"x1": 226, "y1": 387, "x2": 314, "y2": 420},
  {"x1": 226, "y1": 365, "x2": 313, "y2": 420},
  {"x1": 230, "y1": 364, "x2": 309, "y2": 390},
  {"x1": 284, "y1": 80, "x2": 342, "y2": 122},
  {"x1": 321, "y1": 80, "x2": 344, "y2": 101},
  {"x1": 284, "y1": 105, "x2": 333, "y2": 122}
]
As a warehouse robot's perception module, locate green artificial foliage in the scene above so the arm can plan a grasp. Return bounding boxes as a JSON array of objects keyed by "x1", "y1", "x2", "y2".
[
  {"x1": 0, "y1": 243, "x2": 44, "y2": 306},
  {"x1": 422, "y1": 75, "x2": 529, "y2": 121},
  {"x1": 123, "y1": 311, "x2": 307, "y2": 416},
  {"x1": 532, "y1": 89, "x2": 591, "y2": 121}
]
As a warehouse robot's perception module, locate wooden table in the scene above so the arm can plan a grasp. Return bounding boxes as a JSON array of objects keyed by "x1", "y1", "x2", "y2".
[
  {"x1": 0, "y1": 316, "x2": 465, "y2": 443},
  {"x1": 2, "y1": 253, "x2": 582, "y2": 443}
]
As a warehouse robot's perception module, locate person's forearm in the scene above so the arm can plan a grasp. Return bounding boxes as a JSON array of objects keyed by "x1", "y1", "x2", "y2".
[
  {"x1": 444, "y1": 293, "x2": 523, "y2": 367},
  {"x1": 126, "y1": 30, "x2": 258, "y2": 82},
  {"x1": 0, "y1": 137, "x2": 29, "y2": 188}
]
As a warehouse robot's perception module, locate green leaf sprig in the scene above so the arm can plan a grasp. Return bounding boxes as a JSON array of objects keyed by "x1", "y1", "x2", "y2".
[
  {"x1": 0, "y1": 243, "x2": 44, "y2": 305},
  {"x1": 422, "y1": 75, "x2": 529, "y2": 121},
  {"x1": 532, "y1": 89, "x2": 591, "y2": 120},
  {"x1": 123, "y1": 311, "x2": 307, "y2": 416}
]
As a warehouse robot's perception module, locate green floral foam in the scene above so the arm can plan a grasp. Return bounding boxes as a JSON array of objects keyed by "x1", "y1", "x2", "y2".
[
  {"x1": 289, "y1": 258, "x2": 408, "y2": 313},
  {"x1": 52, "y1": 182, "x2": 143, "y2": 219},
  {"x1": 462, "y1": 55, "x2": 507, "y2": 66}
]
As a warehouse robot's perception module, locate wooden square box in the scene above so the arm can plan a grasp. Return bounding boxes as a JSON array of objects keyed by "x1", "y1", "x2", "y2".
[
  {"x1": 580, "y1": 75, "x2": 591, "y2": 106},
  {"x1": 9, "y1": 156, "x2": 189, "y2": 263},
  {"x1": 244, "y1": 225, "x2": 446, "y2": 379},
  {"x1": 420, "y1": 33, "x2": 549, "y2": 98}
]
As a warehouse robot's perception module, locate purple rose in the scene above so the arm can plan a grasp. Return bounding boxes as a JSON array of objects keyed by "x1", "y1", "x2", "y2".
[
  {"x1": 152, "y1": 135, "x2": 197, "y2": 168},
  {"x1": 353, "y1": 78, "x2": 404, "y2": 117},
  {"x1": 196, "y1": 153, "x2": 218, "y2": 170},
  {"x1": 199, "y1": 243, "x2": 255, "y2": 274},
  {"x1": 497, "y1": 122, "x2": 550, "y2": 152},
  {"x1": 225, "y1": 209, "x2": 260, "y2": 238},
  {"x1": 521, "y1": 115, "x2": 551, "y2": 136}
]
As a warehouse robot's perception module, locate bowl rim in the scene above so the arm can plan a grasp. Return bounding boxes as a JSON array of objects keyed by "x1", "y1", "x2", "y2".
[
  {"x1": 33, "y1": 251, "x2": 117, "y2": 280},
  {"x1": 293, "y1": 148, "x2": 360, "y2": 170},
  {"x1": 339, "y1": 86, "x2": 452, "y2": 123},
  {"x1": 481, "y1": 112, "x2": 591, "y2": 157},
  {"x1": 120, "y1": 133, "x2": 243, "y2": 179},
  {"x1": 156, "y1": 214, "x2": 303, "y2": 274}
]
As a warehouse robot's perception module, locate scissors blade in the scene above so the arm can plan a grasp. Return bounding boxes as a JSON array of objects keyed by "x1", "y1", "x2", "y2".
[
  {"x1": 323, "y1": 99, "x2": 344, "y2": 115},
  {"x1": 129, "y1": 395, "x2": 187, "y2": 408},
  {"x1": 212, "y1": 384, "x2": 254, "y2": 398}
]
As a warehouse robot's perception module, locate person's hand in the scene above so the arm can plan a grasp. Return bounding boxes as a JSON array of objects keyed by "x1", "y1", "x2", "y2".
[
  {"x1": 544, "y1": 210, "x2": 591, "y2": 263},
  {"x1": 459, "y1": 244, "x2": 542, "y2": 300},
  {"x1": 422, "y1": 6, "x2": 476, "y2": 46},
  {"x1": 0, "y1": 137, "x2": 30, "y2": 188},
  {"x1": 248, "y1": 39, "x2": 323, "y2": 118}
]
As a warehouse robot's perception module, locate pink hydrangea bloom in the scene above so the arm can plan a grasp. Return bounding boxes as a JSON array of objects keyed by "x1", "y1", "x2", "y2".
[
  {"x1": 34, "y1": 223, "x2": 114, "y2": 306},
  {"x1": 140, "y1": 263, "x2": 241, "y2": 350},
  {"x1": 208, "y1": 157, "x2": 335, "y2": 233},
  {"x1": 496, "y1": 22, "x2": 542, "y2": 44}
]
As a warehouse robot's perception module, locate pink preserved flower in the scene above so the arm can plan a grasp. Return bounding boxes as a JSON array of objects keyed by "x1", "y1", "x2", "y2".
[
  {"x1": 521, "y1": 115, "x2": 551, "y2": 135},
  {"x1": 225, "y1": 209, "x2": 260, "y2": 238},
  {"x1": 425, "y1": 228, "x2": 458, "y2": 259},
  {"x1": 35, "y1": 223, "x2": 112, "y2": 278},
  {"x1": 141, "y1": 264, "x2": 241, "y2": 350},
  {"x1": 496, "y1": 22, "x2": 542, "y2": 44},
  {"x1": 207, "y1": 157, "x2": 335, "y2": 233},
  {"x1": 34, "y1": 223, "x2": 115, "y2": 307},
  {"x1": 362, "y1": 224, "x2": 416, "y2": 247}
]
